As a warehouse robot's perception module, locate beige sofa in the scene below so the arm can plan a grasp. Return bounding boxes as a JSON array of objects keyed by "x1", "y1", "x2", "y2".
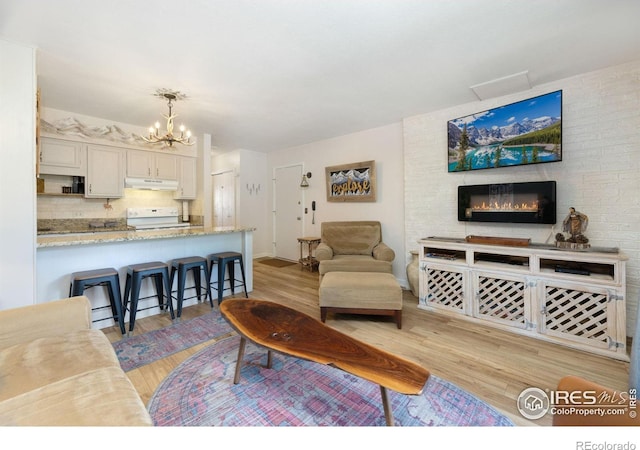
[
  {"x1": 0, "y1": 296, "x2": 152, "y2": 426},
  {"x1": 315, "y1": 221, "x2": 395, "y2": 281}
]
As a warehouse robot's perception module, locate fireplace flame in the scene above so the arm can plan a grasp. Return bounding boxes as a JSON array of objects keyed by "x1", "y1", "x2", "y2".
[{"x1": 472, "y1": 200, "x2": 539, "y2": 212}]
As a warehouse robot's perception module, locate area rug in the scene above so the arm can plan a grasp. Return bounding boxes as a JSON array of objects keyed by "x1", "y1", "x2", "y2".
[
  {"x1": 258, "y1": 258, "x2": 297, "y2": 268},
  {"x1": 148, "y1": 336, "x2": 514, "y2": 426},
  {"x1": 112, "y1": 310, "x2": 233, "y2": 372}
]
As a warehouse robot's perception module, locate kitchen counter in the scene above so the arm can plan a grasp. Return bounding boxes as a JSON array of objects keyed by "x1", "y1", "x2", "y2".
[
  {"x1": 37, "y1": 225, "x2": 254, "y2": 248},
  {"x1": 36, "y1": 226, "x2": 255, "y2": 328}
]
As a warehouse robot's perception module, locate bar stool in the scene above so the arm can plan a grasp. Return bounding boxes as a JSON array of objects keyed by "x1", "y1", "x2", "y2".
[
  {"x1": 69, "y1": 267, "x2": 126, "y2": 335},
  {"x1": 207, "y1": 251, "x2": 248, "y2": 305},
  {"x1": 169, "y1": 256, "x2": 213, "y2": 319},
  {"x1": 123, "y1": 261, "x2": 174, "y2": 336}
]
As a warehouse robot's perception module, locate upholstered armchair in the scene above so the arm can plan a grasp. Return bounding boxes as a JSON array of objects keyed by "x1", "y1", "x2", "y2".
[{"x1": 316, "y1": 221, "x2": 395, "y2": 281}]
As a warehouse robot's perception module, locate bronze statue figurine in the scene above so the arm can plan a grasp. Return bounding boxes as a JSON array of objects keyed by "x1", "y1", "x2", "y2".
[{"x1": 559, "y1": 207, "x2": 589, "y2": 244}]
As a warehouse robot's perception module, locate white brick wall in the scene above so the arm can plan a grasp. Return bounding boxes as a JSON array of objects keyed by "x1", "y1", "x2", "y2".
[{"x1": 404, "y1": 60, "x2": 640, "y2": 336}]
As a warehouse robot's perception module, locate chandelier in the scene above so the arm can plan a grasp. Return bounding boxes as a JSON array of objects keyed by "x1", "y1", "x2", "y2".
[{"x1": 142, "y1": 89, "x2": 194, "y2": 147}]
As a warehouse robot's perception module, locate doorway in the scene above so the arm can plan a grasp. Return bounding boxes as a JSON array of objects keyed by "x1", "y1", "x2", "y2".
[
  {"x1": 212, "y1": 170, "x2": 236, "y2": 227},
  {"x1": 273, "y1": 164, "x2": 303, "y2": 261}
]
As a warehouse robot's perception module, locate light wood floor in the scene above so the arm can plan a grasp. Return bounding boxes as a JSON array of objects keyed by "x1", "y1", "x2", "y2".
[{"x1": 103, "y1": 258, "x2": 631, "y2": 426}]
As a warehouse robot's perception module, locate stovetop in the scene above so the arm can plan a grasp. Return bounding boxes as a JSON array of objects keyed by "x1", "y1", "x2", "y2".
[{"x1": 126, "y1": 207, "x2": 190, "y2": 230}]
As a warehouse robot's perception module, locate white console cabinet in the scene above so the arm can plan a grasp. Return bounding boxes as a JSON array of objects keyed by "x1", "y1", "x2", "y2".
[{"x1": 418, "y1": 237, "x2": 628, "y2": 361}]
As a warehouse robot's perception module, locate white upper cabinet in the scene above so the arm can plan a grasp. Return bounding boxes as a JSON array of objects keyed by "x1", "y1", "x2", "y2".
[
  {"x1": 39, "y1": 137, "x2": 86, "y2": 176},
  {"x1": 127, "y1": 150, "x2": 177, "y2": 180},
  {"x1": 86, "y1": 144, "x2": 124, "y2": 198},
  {"x1": 174, "y1": 157, "x2": 197, "y2": 199}
]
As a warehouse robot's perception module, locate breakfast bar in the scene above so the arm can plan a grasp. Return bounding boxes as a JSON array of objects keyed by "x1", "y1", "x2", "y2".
[{"x1": 37, "y1": 226, "x2": 255, "y2": 328}]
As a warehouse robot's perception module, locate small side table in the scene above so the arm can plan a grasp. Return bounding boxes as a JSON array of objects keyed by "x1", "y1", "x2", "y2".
[{"x1": 297, "y1": 237, "x2": 321, "y2": 272}]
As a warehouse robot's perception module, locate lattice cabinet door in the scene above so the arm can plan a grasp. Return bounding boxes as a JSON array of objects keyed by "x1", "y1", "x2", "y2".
[
  {"x1": 419, "y1": 262, "x2": 468, "y2": 314},
  {"x1": 472, "y1": 271, "x2": 533, "y2": 330},
  {"x1": 538, "y1": 280, "x2": 625, "y2": 356}
]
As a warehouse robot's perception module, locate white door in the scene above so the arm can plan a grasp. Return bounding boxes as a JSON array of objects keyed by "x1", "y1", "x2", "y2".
[
  {"x1": 212, "y1": 171, "x2": 235, "y2": 227},
  {"x1": 274, "y1": 165, "x2": 303, "y2": 261}
]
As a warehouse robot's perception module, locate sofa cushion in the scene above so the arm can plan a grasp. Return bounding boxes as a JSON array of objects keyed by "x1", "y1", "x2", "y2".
[
  {"x1": 0, "y1": 329, "x2": 120, "y2": 401},
  {"x1": 0, "y1": 296, "x2": 91, "y2": 351},
  {"x1": 0, "y1": 366, "x2": 152, "y2": 426},
  {"x1": 321, "y1": 221, "x2": 381, "y2": 255}
]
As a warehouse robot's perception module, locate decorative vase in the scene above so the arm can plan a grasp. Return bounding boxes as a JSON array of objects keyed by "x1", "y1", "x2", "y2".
[{"x1": 407, "y1": 250, "x2": 419, "y2": 297}]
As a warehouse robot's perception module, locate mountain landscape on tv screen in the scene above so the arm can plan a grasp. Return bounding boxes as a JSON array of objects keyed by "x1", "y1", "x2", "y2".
[
  {"x1": 448, "y1": 91, "x2": 562, "y2": 172},
  {"x1": 447, "y1": 116, "x2": 560, "y2": 149}
]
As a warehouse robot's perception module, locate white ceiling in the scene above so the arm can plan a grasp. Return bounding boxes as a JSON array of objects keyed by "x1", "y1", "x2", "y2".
[{"x1": 2, "y1": 0, "x2": 639, "y2": 152}]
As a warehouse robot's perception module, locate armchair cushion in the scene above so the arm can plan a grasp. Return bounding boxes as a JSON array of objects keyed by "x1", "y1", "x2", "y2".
[{"x1": 319, "y1": 255, "x2": 393, "y2": 278}]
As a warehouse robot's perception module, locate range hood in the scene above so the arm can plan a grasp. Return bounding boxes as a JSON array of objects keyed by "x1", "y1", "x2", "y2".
[{"x1": 125, "y1": 177, "x2": 179, "y2": 191}]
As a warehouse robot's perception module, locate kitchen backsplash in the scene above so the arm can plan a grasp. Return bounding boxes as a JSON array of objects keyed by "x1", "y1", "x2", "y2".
[{"x1": 37, "y1": 188, "x2": 184, "y2": 220}]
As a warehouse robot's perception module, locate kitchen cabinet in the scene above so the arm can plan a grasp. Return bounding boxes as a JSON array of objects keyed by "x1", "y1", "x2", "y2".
[
  {"x1": 418, "y1": 237, "x2": 628, "y2": 361},
  {"x1": 174, "y1": 157, "x2": 197, "y2": 199},
  {"x1": 86, "y1": 144, "x2": 124, "y2": 198},
  {"x1": 127, "y1": 150, "x2": 177, "y2": 181},
  {"x1": 39, "y1": 137, "x2": 86, "y2": 176}
]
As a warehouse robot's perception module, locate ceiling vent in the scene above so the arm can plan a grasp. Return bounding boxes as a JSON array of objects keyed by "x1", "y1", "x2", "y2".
[{"x1": 470, "y1": 71, "x2": 531, "y2": 101}]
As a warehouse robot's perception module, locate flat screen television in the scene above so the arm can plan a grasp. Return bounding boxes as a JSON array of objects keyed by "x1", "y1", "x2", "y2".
[{"x1": 448, "y1": 90, "x2": 562, "y2": 172}]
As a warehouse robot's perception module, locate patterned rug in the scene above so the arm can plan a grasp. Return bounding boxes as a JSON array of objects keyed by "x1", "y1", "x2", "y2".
[
  {"x1": 112, "y1": 310, "x2": 233, "y2": 372},
  {"x1": 148, "y1": 336, "x2": 514, "y2": 426}
]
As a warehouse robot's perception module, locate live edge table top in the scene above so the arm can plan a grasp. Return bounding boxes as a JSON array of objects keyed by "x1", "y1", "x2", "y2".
[{"x1": 219, "y1": 299, "x2": 430, "y2": 396}]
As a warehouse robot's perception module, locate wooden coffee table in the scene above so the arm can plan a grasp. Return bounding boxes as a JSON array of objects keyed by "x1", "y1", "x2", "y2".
[{"x1": 220, "y1": 299, "x2": 430, "y2": 426}]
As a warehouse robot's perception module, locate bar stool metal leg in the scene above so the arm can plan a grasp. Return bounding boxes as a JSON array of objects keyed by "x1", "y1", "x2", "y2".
[
  {"x1": 207, "y1": 252, "x2": 248, "y2": 305},
  {"x1": 123, "y1": 262, "x2": 175, "y2": 336},
  {"x1": 70, "y1": 268, "x2": 126, "y2": 335},
  {"x1": 170, "y1": 257, "x2": 214, "y2": 319}
]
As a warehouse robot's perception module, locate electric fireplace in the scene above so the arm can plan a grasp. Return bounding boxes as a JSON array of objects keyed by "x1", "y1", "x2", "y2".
[{"x1": 458, "y1": 181, "x2": 556, "y2": 224}]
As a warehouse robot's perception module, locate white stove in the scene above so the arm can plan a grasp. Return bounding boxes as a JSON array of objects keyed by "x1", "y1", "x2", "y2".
[{"x1": 126, "y1": 207, "x2": 190, "y2": 230}]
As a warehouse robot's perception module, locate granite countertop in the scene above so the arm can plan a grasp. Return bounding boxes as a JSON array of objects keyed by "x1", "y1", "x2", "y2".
[
  {"x1": 37, "y1": 226, "x2": 256, "y2": 248},
  {"x1": 37, "y1": 225, "x2": 134, "y2": 235},
  {"x1": 37, "y1": 218, "x2": 132, "y2": 235}
]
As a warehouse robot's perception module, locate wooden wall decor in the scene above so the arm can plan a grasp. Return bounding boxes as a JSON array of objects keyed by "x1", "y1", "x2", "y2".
[{"x1": 325, "y1": 160, "x2": 376, "y2": 202}]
